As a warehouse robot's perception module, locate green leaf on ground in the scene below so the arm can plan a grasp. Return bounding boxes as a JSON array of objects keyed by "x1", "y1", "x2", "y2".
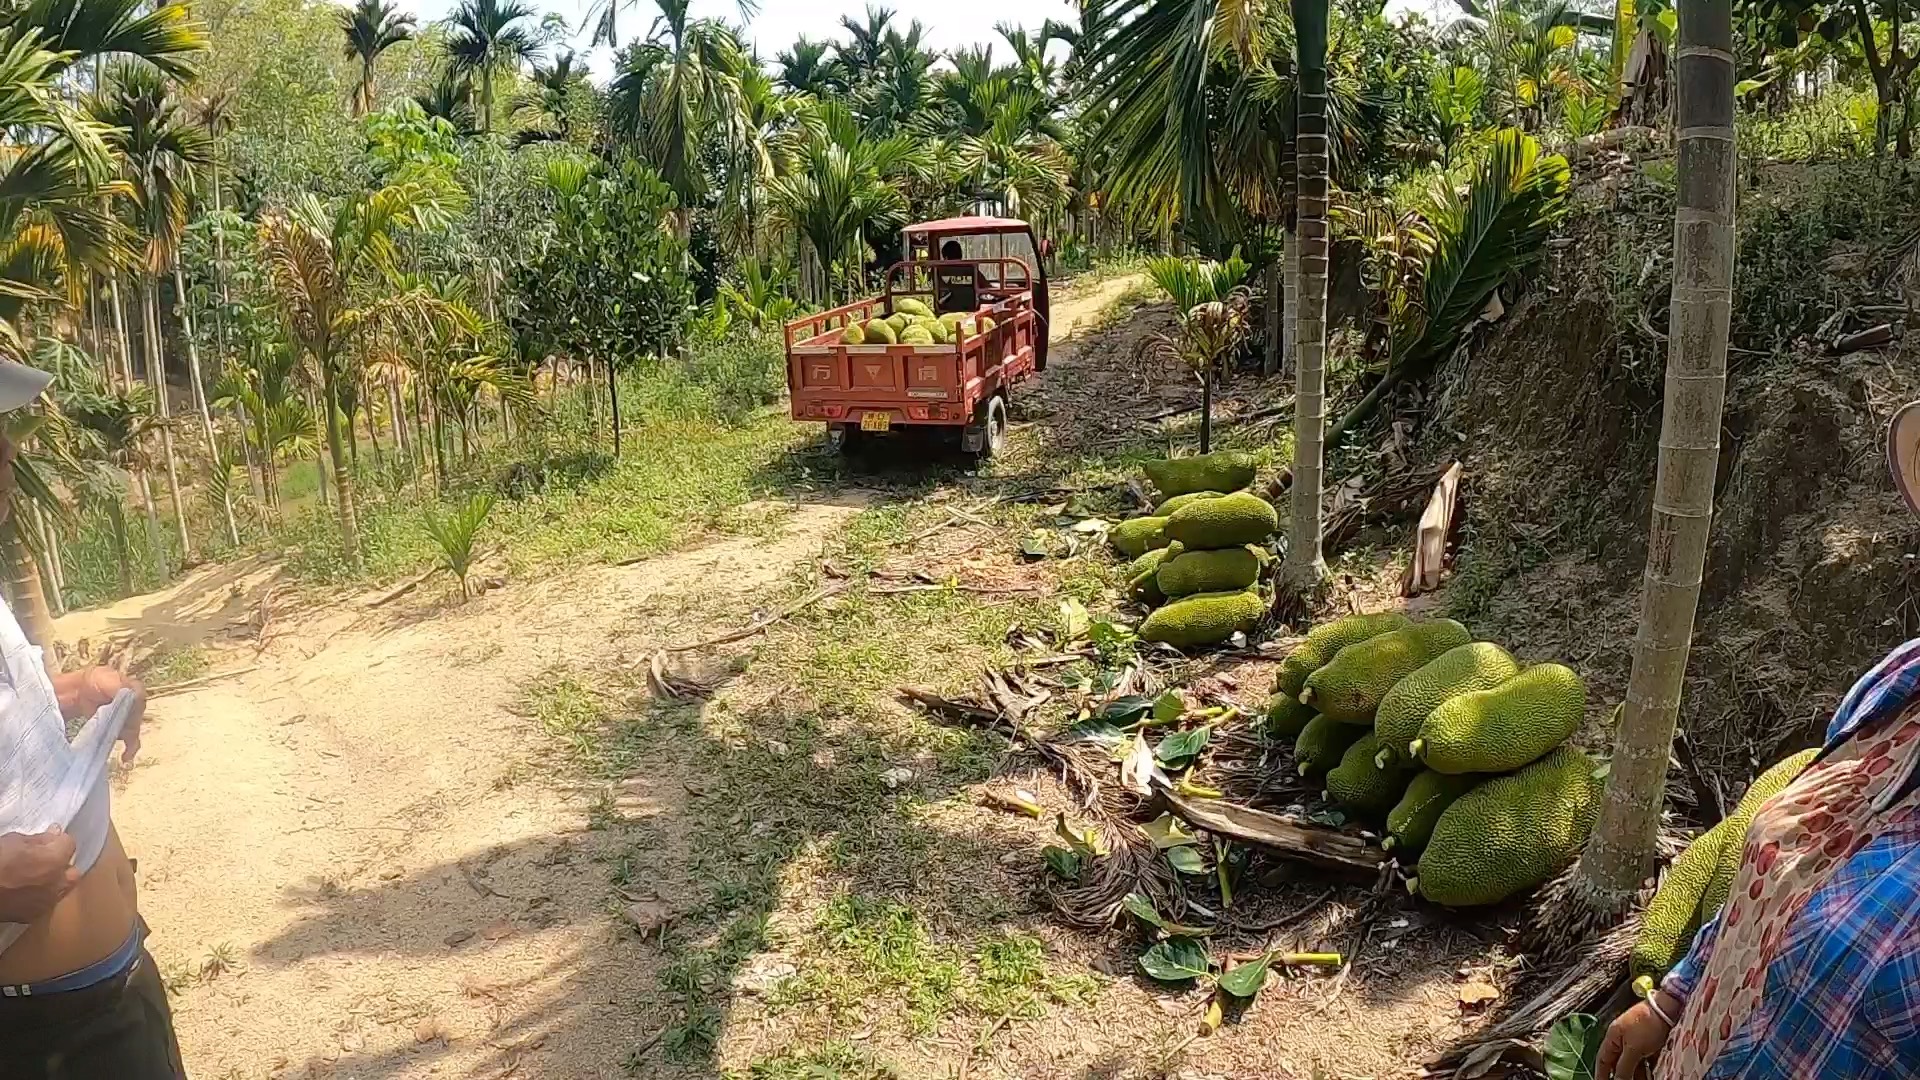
[
  {"x1": 1042, "y1": 846, "x2": 1082, "y2": 880},
  {"x1": 1544, "y1": 1013, "x2": 1605, "y2": 1080},
  {"x1": 1058, "y1": 598, "x2": 1091, "y2": 642},
  {"x1": 1155, "y1": 726, "x2": 1212, "y2": 769},
  {"x1": 1141, "y1": 812, "x2": 1198, "y2": 849},
  {"x1": 1100, "y1": 695, "x2": 1156, "y2": 726},
  {"x1": 1217, "y1": 952, "x2": 1271, "y2": 998},
  {"x1": 1166, "y1": 845, "x2": 1207, "y2": 875},
  {"x1": 1150, "y1": 690, "x2": 1186, "y2": 725},
  {"x1": 1120, "y1": 892, "x2": 1214, "y2": 937},
  {"x1": 1138, "y1": 937, "x2": 1210, "y2": 983}
]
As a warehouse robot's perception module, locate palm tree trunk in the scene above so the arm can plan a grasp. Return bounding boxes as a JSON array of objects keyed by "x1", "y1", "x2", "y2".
[
  {"x1": 3, "y1": 516, "x2": 56, "y2": 648},
  {"x1": 108, "y1": 274, "x2": 134, "y2": 387},
  {"x1": 1575, "y1": 0, "x2": 1737, "y2": 917},
  {"x1": 1282, "y1": 0, "x2": 1332, "y2": 609},
  {"x1": 1283, "y1": 229, "x2": 1299, "y2": 373},
  {"x1": 608, "y1": 355, "x2": 623, "y2": 456},
  {"x1": 1263, "y1": 258, "x2": 1281, "y2": 376},
  {"x1": 1198, "y1": 369, "x2": 1213, "y2": 452},
  {"x1": 34, "y1": 503, "x2": 63, "y2": 616},
  {"x1": 389, "y1": 376, "x2": 411, "y2": 463},
  {"x1": 144, "y1": 278, "x2": 191, "y2": 562},
  {"x1": 320, "y1": 365, "x2": 362, "y2": 569},
  {"x1": 113, "y1": 277, "x2": 165, "y2": 580},
  {"x1": 107, "y1": 501, "x2": 134, "y2": 595},
  {"x1": 174, "y1": 264, "x2": 238, "y2": 546}
]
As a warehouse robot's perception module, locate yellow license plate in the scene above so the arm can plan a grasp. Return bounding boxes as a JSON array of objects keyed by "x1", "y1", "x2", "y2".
[{"x1": 860, "y1": 411, "x2": 891, "y2": 432}]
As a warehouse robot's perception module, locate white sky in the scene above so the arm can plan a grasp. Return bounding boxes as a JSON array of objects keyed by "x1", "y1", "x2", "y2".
[{"x1": 396, "y1": 0, "x2": 1447, "y2": 79}]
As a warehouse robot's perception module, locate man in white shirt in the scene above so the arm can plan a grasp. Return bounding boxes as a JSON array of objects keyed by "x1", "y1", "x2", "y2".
[{"x1": 0, "y1": 358, "x2": 176, "y2": 1076}]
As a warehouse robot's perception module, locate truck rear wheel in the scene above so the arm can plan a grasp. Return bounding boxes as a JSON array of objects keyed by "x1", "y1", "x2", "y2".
[{"x1": 970, "y1": 395, "x2": 1008, "y2": 460}]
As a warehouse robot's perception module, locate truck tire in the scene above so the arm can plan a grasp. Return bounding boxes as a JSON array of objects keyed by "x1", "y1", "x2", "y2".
[{"x1": 973, "y1": 395, "x2": 1008, "y2": 460}]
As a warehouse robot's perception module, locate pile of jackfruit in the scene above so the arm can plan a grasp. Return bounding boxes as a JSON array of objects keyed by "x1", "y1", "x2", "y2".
[
  {"x1": 1270, "y1": 611, "x2": 1604, "y2": 907},
  {"x1": 1626, "y1": 746, "x2": 1817, "y2": 993},
  {"x1": 839, "y1": 295, "x2": 996, "y2": 345},
  {"x1": 1112, "y1": 452, "x2": 1275, "y2": 651}
]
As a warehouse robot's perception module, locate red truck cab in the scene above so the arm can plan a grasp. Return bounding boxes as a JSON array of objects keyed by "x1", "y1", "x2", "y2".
[{"x1": 783, "y1": 217, "x2": 1050, "y2": 458}]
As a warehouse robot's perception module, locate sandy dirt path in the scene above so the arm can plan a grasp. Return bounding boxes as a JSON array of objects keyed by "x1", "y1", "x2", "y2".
[
  {"x1": 81, "y1": 273, "x2": 1142, "y2": 1080},
  {"x1": 91, "y1": 498, "x2": 867, "y2": 1080}
]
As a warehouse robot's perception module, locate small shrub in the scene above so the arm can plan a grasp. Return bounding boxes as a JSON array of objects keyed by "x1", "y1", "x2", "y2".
[{"x1": 422, "y1": 492, "x2": 496, "y2": 597}]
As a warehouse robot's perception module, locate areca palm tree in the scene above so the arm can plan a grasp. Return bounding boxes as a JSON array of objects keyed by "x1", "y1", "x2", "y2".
[
  {"x1": 445, "y1": 0, "x2": 541, "y2": 133},
  {"x1": 776, "y1": 37, "x2": 843, "y2": 95},
  {"x1": 258, "y1": 178, "x2": 465, "y2": 565},
  {"x1": 340, "y1": 0, "x2": 415, "y2": 117},
  {"x1": 766, "y1": 101, "x2": 923, "y2": 302},
  {"x1": 1285, "y1": 0, "x2": 1332, "y2": 612},
  {"x1": 512, "y1": 49, "x2": 584, "y2": 141},
  {"x1": 90, "y1": 63, "x2": 211, "y2": 562},
  {"x1": 415, "y1": 68, "x2": 478, "y2": 135},
  {"x1": 607, "y1": 0, "x2": 748, "y2": 227}
]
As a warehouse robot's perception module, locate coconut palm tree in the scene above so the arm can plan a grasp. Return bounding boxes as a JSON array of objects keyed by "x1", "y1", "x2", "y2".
[
  {"x1": 340, "y1": 0, "x2": 415, "y2": 117},
  {"x1": 89, "y1": 63, "x2": 211, "y2": 563},
  {"x1": 607, "y1": 0, "x2": 748, "y2": 224},
  {"x1": 258, "y1": 179, "x2": 465, "y2": 566},
  {"x1": 1571, "y1": 0, "x2": 1738, "y2": 923},
  {"x1": 444, "y1": 0, "x2": 541, "y2": 133}
]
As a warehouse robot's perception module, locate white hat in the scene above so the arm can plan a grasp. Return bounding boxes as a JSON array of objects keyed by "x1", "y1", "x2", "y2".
[
  {"x1": 1889, "y1": 401, "x2": 1920, "y2": 516},
  {"x1": 0, "y1": 359, "x2": 51, "y2": 412}
]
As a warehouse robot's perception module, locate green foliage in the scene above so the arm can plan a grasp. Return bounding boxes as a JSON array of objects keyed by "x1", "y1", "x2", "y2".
[{"x1": 421, "y1": 491, "x2": 495, "y2": 596}]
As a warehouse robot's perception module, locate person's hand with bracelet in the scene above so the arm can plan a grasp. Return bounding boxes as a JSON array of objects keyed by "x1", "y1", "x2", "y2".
[{"x1": 1598, "y1": 988, "x2": 1685, "y2": 1079}]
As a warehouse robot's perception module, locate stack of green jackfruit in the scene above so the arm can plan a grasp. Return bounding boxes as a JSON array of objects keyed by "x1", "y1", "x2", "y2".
[
  {"x1": 839, "y1": 295, "x2": 996, "y2": 345},
  {"x1": 1268, "y1": 609, "x2": 1605, "y2": 907},
  {"x1": 1115, "y1": 453, "x2": 1279, "y2": 651}
]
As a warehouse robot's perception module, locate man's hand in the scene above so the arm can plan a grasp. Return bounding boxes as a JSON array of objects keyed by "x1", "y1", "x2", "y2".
[
  {"x1": 0, "y1": 828, "x2": 78, "y2": 923},
  {"x1": 52, "y1": 666, "x2": 147, "y2": 763},
  {"x1": 1597, "y1": 996, "x2": 1679, "y2": 1080}
]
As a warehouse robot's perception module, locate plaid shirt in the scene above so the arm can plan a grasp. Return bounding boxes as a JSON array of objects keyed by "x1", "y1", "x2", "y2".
[{"x1": 1661, "y1": 637, "x2": 1920, "y2": 1079}]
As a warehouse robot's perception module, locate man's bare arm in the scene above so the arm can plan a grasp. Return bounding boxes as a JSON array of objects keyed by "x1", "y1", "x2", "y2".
[{"x1": 50, "y1": 667, "x2": 147, "y2": 763}]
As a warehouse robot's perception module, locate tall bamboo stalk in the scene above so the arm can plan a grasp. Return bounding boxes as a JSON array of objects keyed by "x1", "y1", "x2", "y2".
[{"x1": 1576, "y1": 0, "x2": 1737, "y2": 915}]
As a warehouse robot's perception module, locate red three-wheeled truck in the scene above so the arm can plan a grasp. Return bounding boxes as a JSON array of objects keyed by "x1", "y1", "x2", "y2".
[{"x1": 782, "y1": 217, "x2": 1051, "y2": 458}]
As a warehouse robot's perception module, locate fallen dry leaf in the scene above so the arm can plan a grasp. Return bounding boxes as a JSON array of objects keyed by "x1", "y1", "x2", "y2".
[
  {"x1": 622, "y1": 900, "x2": 676, "y2": 940},
  {"x1": 1457, "y1": 978, "x2": 1502, "y2": 1008}
]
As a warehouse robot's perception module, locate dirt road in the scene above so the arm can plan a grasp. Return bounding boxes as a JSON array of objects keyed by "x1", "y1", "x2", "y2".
[{"x1": 88, "y1": 274, "x2": 1142, "y2": 1080}]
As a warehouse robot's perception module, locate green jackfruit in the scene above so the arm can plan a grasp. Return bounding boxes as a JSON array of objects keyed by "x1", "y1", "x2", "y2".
[
  {"x1": 865, "y1": 318, "x2": 898, "y2": 344},
  {"x1": 979, "y1": 315, "x2": 997, "y2": 332},
  {"x1": 1142, "y1": 453, "x2": 1256, "y2": 498},
  {"x1": 1410, "y1": 662, "x2": 1586, "y2": 774},
  {"x1": 841, "y1": 322, "x2": 866, "y2": 344},
  {"x1": 1124, "y1": 544, "x2": 1183, "y2": 605},
  {"x1": 1698, "y1": 748, "x2": 1819, "y2": 921},
  {"x1": 1630, "y1": 822, "x2": 1728, "y2": 985},
  {"x1": 1294, "y1": 713, "x2": 1365, "y2": 778},
  {"x1": 1156, "y1": 547, "x2": 1262, "y2": 598},
  {"x1": 1300, "y1": 620, "x2": 1472, "y2": 724},
  {"x1": 1154, "y1": 491, "x2": 1224, "y2": 517},
  {"x1": 1137, "y1": 589, "x2": 1264, "y2": 649},
  {"x1": 1163, "y1": 491, "x2": 1279, "y2": 549},
  {"x1": 1413, "y1": 745, "x2": 1602, "y2": 907},
  {"x1": 1110, "y1": 516, "x2": 1170, "y2": 558},
  {"x1": 900, "y1": 325, "x2": 936, "y2": 345},
  {"x1": 894, "y1": 296, "x2": 933, "y2": 318},
  {"x1": 1374, "y1": 643, "x2": 1522, "y2": 769},
  {"x1": 1384, "y1": 771, "x2": 1480, "y2": 856},
  {"x1": 1273, "y1": 613, "x2": 1415, "y2": 697},
  {"x1": 1266, "y1": 692, "x2": 1314, "y2": 738},
  {"x1": 1325, "y1": 733, "x2": 1417, "y2": 818}
]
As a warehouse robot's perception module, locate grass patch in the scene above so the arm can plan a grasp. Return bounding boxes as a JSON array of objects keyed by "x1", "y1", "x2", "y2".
[
  {"x1": 729, "y1": 1042, "x2": 900, "y2": 1080},
  {"x1": 141, "y1": 644, "x2": 211, "y2": 687}
]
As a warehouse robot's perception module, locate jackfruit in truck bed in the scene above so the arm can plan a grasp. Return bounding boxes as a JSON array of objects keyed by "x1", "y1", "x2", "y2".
[
  {"x1": 1163, "y1": 491, "x2": 1279, "y2": 549},
  {"x1": 1273, "y1": 612, "x2": 1414, "y2": 697},
  {"x1": 1155, "y1": 547, "x2": 1262, "y2": 598},
  {"x1": 1383, "y1": 770, "x2": 1480, "y2": 856},
  {"x1": 1630, "y1": 821, "x2": 1727, "y2": 985},
  {"x1": 1137, "y1": 589, "x2": 1264, "y2": 649},
  {"x1": 1294, "y1": 713, "x2": 1365, "y2": 778},
  {"x1": 1142, "y1": 453, "x2": 1256, "y2": 498},
  {"x1": 1300, "y1": 620, "x2": 1472, "y2": 724},
  {"x1": 1266, "y1": 692, "x2": 1314, "y2": 738},
  {"x1": 1154, "y1": 490, "x2": 1223, "y2": 517},
  {"x1": 1324, "y1": 733, "x2": 1417, "y2": 818},
  {"x1": 893, "y1": 296, "x2": 932, "y2": 318},
  {"x1": 1109, "y1": 516, "x2": 1170, "y2": 558},
  {"x1": 864, "y1": 318, "x2": 898, "y2": 344},
  {"x1": 1410, "y1": 662, "x2": 1586, "y2": 775},
  {"x1": 1374, "y1": 643, "x2": 1522, "y2": 769},
  {"x1": 1413, "y1": 745, "x2": 1602, "y2": 907},
  {"x1": 1697, "y1": 747, "x2": 1819, "y2": 921}
]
